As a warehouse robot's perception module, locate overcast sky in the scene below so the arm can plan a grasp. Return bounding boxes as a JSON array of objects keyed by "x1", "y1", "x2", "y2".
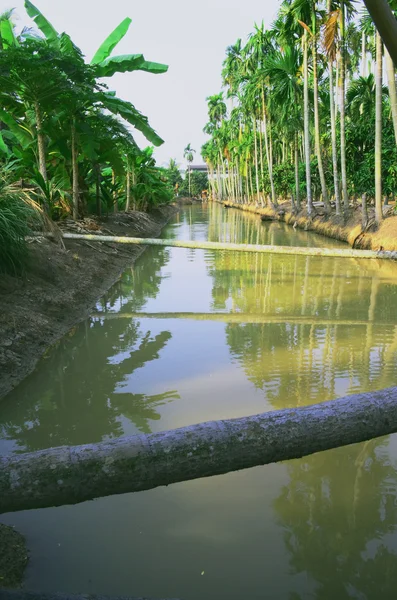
[{"x1": 3, "y1": 0, "x2": 281, "y2": 168}]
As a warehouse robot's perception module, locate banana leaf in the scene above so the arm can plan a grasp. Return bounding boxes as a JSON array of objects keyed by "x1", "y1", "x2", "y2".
[
  {"x1": 24, "y1": 1, "x2": 58, "y2": 42},
  {"x1": 95, "y1": 54, "x2": 168, "y2": 78},
  {"x1": 0, "y1": 110, "x2": 33, "y2": 148},
  {"x1": 98, "y1": 93, "x2": 164, "y2": 146},
  {"x1": 0, "y1": 132, "x2": 9, "y2": 155},
  {"x1": 91, "y1": 17, "x2": 132, "y2": 65},
  {"x1": 0, "y1": 19, "x2": 19, "y2": 48}
]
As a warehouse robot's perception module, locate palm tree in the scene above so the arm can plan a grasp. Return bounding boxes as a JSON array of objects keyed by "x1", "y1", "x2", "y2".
[
  {"x1": 184, "y1": 143, "x2": 196, "y2": 196},
  {"x1": 325, "y1": 1, "x2": 342, "y2": 215},
  {"x1": 375, "y1": 29, "x2": 383, "y2": 224}
]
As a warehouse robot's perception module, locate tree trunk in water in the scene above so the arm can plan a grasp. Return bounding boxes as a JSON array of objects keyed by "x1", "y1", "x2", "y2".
[
  {"x1": 329, "y1": 52, "x2": 342, "y2": 216},
  {"x1": 42, "y1": 232, "x2": 397, "y2": 259},
  {"x1": 312, "y1": 34, "x2": 330, "y2": 213},
  {"x1": 95, "y1": 163, "x2": 101, "y2": 217},
  {"x1": 34, "y1": 102, "x2": 47, "y2": 184},
  {"x1": 294, "y1": 133, "x2": 300, "y2": 211},
  {"x1": 303, "y1": 31, "x2": 313, "y2": 216},
  {"x1": 375, "y1": 30, "x2": 383, "y2": 225},
  {"x1": 339, "y1": 4, "x2": 349, "y2": 211},
  {"x1": 71, "y1": 121, "x2": 79, "y2": 221},
  {"x1": 2, "y1": 387, "x2": 397, "y2": 514},
  {"x1": 385, "y1": 47, "x2": 397, "y2": 147}
]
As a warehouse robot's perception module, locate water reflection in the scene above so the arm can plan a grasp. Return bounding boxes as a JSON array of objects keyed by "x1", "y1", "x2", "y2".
[
  {"x1": 275, "y1": 440, "x2": 397, "y2": 599},
  {"x1": 2, "y1": 204, "x2": 397, "y2": 600},
  {"x1": 0, "y1": 248, "x2": 178, "y2": 453}
]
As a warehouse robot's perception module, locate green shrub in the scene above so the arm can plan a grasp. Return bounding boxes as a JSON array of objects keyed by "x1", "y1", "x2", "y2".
[{"x1": 0, "y1": 184, "x2": 38, "y2": 275}]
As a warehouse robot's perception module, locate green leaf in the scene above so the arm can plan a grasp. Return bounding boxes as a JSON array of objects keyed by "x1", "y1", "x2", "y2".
[
  {"x1": 0, "y1": 132, "x2": 9, "y2": 155},
  {"x1": 24, "y1": 1, "x2": 59, "y2": 42},
  {"x1": 98, "y1": 93, "x2": 164, "y2": 146},
  {"x1": 59, "y1": 32, "x2": 81, "y2": 58},
  {"x1": 0, "y1": 110, "x2": 33, "y2": 148},
  {"x1": 95, "y1": 54, "x2": 144, "y2": 77},
  {"x1": 0, "y1": 19, "x2": 19, "y2": 48},
  {"x1": 91, "y1": 17, "x2": 132, "y2": 65},
  {"x1": 95, "y1": 54, "x2": 168, "y2": 78},
  {"x1": 138, "y1": 60, "x2": 169, "y2": 75}
]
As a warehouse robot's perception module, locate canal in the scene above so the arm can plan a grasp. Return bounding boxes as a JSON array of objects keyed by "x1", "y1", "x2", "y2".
[{"x1": 2, "y1": 203, "x2": 397, "y2": 599}]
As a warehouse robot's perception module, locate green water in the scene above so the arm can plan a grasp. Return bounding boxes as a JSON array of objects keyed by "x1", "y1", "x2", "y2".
[{"x1": 2, "y1": 203, "x2": 397, "y2": 600}]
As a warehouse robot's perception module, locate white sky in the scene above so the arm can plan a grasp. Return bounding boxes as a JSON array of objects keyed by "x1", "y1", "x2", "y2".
[{"x1": 3, "y1": 0, "x2": 281, "y2": 168}]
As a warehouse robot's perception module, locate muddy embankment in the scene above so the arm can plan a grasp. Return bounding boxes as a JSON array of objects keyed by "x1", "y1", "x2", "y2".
[
  {"x1": 222, "y1": 200, "x2": 397, "y2": 251},
  {"x1": 0, "y1": 205, "x2": 178, "y2": 401}
]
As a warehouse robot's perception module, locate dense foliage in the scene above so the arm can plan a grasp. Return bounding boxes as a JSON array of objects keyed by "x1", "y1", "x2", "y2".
[
  {"x1": 202, "y1": 0, "x2": 397, "y2": 223},
  {"x1": 0, "y1": 2, "x2": 172, "y2": 232}
]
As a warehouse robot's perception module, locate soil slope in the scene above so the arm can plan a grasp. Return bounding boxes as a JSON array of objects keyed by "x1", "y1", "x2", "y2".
[{"x1": 0, "y1": 207, "x2": 176, "y2": 401}]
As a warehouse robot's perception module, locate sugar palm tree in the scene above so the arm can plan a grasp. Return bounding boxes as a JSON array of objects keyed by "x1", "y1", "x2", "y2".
[
  {"x1": 184, "y1": 143, "x2": 196, "y2": 196},
  {"x1": 375, "y1": 29, "x2": 383, "y2": 224}
]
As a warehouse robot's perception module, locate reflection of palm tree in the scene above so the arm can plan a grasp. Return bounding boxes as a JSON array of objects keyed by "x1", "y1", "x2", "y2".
[
  {"x1": 274, "y1": 440, "x2": 397, "y2": 599},
  {"x1": 112, "y1": 390, "x2": 180, "y2": 434},
  {"x1": 0, "y1": 249, "x2": 178, "y2": 453}
]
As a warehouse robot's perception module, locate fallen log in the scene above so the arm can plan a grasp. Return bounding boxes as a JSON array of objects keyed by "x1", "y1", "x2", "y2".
[
  {"x1": 34, "y1": 232, "x2": 397, "y2": 261},
  {"x1": 90, "y1": 311, "x2": 389, "y2": 328},
  {"x1": 1, "y1": 387, "x2": 397, "y2": 515}
]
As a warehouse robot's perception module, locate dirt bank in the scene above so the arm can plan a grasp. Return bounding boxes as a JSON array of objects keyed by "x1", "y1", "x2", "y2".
[
  {"x1": 0, "y1": 206, "x2": 177, "y2": 401},
  {"x1": 223, "y1": 200, "x2": 397, "y2": 251}
]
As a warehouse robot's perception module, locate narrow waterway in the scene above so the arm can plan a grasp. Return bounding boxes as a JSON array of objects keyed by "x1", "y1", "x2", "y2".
[{"x1": 2, "y1": 203, "x2": 397, "y2": 600}]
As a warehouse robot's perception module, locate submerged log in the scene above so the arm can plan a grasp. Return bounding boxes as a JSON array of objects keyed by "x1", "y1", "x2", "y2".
[
  {"x1": 1, "y1": 388, "x2": 397, "y2": 515},
  {"x1": 36, "y1": 232, "x2": 397, "y2": 261}
]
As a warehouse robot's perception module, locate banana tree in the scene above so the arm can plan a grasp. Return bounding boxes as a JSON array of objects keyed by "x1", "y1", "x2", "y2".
[{"x1": 23, "y1": 1, "x2": 168, "y2": 147}]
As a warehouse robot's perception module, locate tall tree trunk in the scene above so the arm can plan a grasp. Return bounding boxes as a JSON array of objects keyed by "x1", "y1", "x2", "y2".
[
  {"x1": 258, "y1": 120, "x2": 265, "y2": 206},
  {"x1": 125, "y1": 158, "x2": 131, "y2": 212},
  {"x1": 329, "y1": 50, "x2": 342, "y2": 216},
  {"x1": 339, "y1": 3, "x2": 349, "y2": 211},
  {"x1": 312, "y1": 32, "x2": 330, "y2": 213},
  {"x1": 112, "y1": 169, "x2": 118, "y2": 213},
  {"x1": 71, "y1": 120, "x2": 79, "y2": 221},
  {"x1": 95, "y1": 163, "x2": 101, "y2": 217},
  {"x1": 361, "y1": 31, "x2": 367, "y2": 77},
  {"x1": 335, "y1": 55, "x2": 339, "y2": 117},
  {"x1": 132, "y1": 167, "x2": 137, "y2": 210},
  {"x1": 217, "y1": 163, "x2": 222, "y2": 201},
  {"x1": 375, "y1": 30, "x2": 383, "y2": 225},
  {"x1": 385, "y1": 47, "x2": 397, "y2": 147},
  {"x1": 188, "y1": 164, "x2": 191, "y2": 196},
  {"x1": 262, "y1": 88, "x2": 277, "y2": 207},
  {"x1": 362, "y1": 0, "x2": 397, "y2": 68},
  {"x1": 361, "y1": 192, "x2": 368, "y2": 228},
  {"x1": 253, "y1": 117, "x2": 261, "y2": 205},
  {"x1": 303, "y1": 31, "x2": 313, "y2": 216},
  {"x1": 294, "y1": 133, "x2": 301, "y2": 211},
  {"x1": 34, "y1": 102, "x2": 47, "y2": 183}
]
